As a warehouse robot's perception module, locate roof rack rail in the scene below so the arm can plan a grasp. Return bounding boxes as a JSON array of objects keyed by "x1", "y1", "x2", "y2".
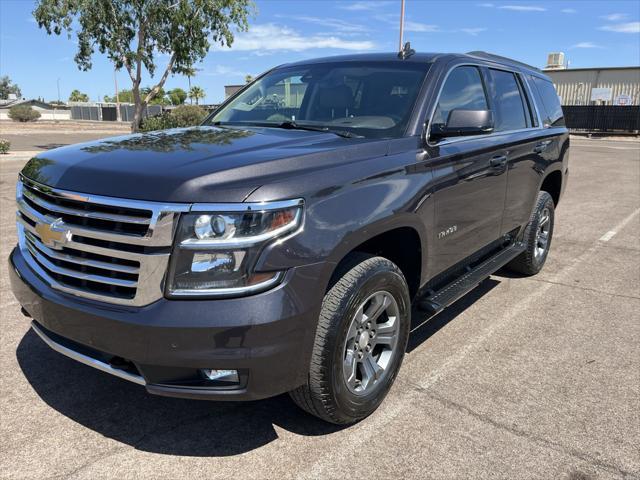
[{"x1": 466, "y1": 51, "x2": 541, "y2": 72}]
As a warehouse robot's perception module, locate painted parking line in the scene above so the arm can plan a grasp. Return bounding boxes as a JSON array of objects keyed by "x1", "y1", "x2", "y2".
[{"x1": 599, "y1": 208, "x2": 640, "y2": 242}]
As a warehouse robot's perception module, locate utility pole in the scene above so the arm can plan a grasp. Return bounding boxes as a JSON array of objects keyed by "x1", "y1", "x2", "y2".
[
  {"x1": 114, "y1": 67, "x2": 122, "y2": 122},
  {"x1": 56, "y1": 78, "x2": 61, "y2": 104},
  {"x1": 399, "y1": 0, "x2": 405, "y2": 52}
]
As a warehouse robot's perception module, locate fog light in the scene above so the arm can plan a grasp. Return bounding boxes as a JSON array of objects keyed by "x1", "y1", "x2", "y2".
[{"x1": 201, "y1": 369, "x2": 239, "y2": 383}]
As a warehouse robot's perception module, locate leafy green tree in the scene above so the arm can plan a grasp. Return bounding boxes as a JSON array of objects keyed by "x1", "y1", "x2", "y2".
[
  {"x1": 142, "y1": 86, "x2": 168, "y2": 105},
  {"x1": 68, "y1": 89, "x2": 90, "y2": 102},
  {"x1": 168, "y1": 87, "x2": 187, "y2": 105},
  {"x1": 245, "y1": 74, "x2": 254, "y2": 84},
  {"x1": 188, "y1": 86, "x2": 205, "y2": 105},
  {"x1": 104, "y1": 89, "x2": 134, "y2": 103},
  {"x1": 0, "y1": 76, "x2": 22, "y2": 100},
  {"x1": 34, "y1": 0, "x2": 253, "y2": 132}
]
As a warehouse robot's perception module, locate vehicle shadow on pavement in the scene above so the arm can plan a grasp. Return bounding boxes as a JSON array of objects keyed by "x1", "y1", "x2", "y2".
[
  {"x1": 16, "y1": 331, "x2": 346, "y2": 457},
  {"x1": 15, "y1": 278, "x2": 499, "y2": 457},
  {"x1": 407, "y1": 278, "x2": 500, "y2": 352}
]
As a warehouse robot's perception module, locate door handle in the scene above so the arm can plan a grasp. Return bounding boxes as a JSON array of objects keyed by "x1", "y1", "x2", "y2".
[
  {"x1": 533, "y1": 140, "x2": 552, "y2": 153},
  {"x1": 489, "y1": 155, "x2": 508, "y2": 168}
]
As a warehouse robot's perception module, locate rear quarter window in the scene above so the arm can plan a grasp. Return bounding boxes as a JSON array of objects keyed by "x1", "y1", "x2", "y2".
[{"x1": 531, "y1": 76, "x2": 565, "y2": 127}]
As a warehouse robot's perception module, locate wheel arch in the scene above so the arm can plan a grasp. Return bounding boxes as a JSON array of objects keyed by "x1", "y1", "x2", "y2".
[
  {"x1": 324, "y1": 218, "x2": 426, "y2": 300},
  {"x1": 540, "y1": 169, "x2": 563, "y2": 206}
]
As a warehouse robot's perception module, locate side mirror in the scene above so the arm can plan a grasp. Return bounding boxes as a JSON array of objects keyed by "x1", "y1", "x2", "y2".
[{"x1": 430, "y1": 109, "x2": 494, "y2": 141}]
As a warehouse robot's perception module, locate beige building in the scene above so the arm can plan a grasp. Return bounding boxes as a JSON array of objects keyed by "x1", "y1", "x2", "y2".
[{"x1": 543, "y1": 66, "x2": 640, "y2": 106}]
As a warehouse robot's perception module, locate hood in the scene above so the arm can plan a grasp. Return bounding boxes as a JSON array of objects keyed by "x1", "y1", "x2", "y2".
[{"x1": 21, "y1": 126, "x2": 388, "y2": 203}]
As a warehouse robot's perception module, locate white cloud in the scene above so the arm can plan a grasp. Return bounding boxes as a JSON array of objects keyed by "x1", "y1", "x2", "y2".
[
  {"x1": 499, "y1": 5, "x2": 546, "y2": 11},
  {"x1": 202, "y1": 65, "x2": 247, "y2": 77},
  {"x1": 459, "y1": 28, "x2": 488, "y2": 36},
  {"x1": 480, "y1": 3, "x2": 546, "y2": 11},
  {"x1": 599, "y1": 22, "x2": 640, "y2": 33},
  {"x1": 340, "y1": 1, "x2": 392, "y2": 11},
  {"x1": 276, "y1": 15, "x2": 368, "y2": 33},
  {"x1": 404, "y1": 21, "x2": 440, "y2": 32},
  {"x1": 561, "y1": 8, "x2": 576, "y2": 14},
  {"x1": 601, "y1": 13, "x2": 628, "y2": 21},
  {"x1": 227, "y1": 24, "x2": 375, "y2": 52},
  {"x1": 570, "y1": 42, "x2": 603, "y2": 49}
]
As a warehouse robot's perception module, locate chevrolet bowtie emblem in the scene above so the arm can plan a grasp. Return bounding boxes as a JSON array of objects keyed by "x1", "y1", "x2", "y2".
[{"x1": 35, "y1": 218, "x2": 72, "y2": 250}]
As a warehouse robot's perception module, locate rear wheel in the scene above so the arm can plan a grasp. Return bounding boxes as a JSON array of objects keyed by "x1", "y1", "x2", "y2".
[
  {"x1": 508, "y1": 191, "x2": 555, "y2": 275},
  {"x1": 290, "y1": 254, "x2": 410, "y2": 424}
]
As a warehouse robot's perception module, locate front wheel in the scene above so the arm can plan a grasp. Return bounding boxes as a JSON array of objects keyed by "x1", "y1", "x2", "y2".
[
  {"x1": 290, "y1": 254, "x2": 411, "y2": 424},
  {"x1": 508, "y1": 191, "x2": 555, "y2": 275}
]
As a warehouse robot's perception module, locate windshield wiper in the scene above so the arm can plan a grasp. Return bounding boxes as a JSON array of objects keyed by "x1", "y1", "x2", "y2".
[
  {"x1": 212, "y1": 120, "x2": 362, "y2": 138},
  {"x1": 277, "y1": 121, "x2": 362, "y2": 139}
]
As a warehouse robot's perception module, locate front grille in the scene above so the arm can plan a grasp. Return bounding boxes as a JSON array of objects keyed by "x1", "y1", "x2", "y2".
[{"x1": 16, "y1": 175, "x2": 190, "y2": 306}]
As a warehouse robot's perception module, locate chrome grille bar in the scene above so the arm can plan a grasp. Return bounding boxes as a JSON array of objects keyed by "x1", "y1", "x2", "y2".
[
  {"x1": 25, "y1": 242, "x2": 138, "y2": 288},
  {"x1": 16, "y1": 176, "x2": 190, "y2": 306},
  {"x1": 25, "y1": 231, "x2": 140, "y2": 275},
  {"x1": 17, "y1": 213, "x2": 141, "y2": 261},
  {"x1": 18, "y1": 193, "x2": 179, "y2": 247},
  {"x1": 22, "y1": 187, "x2": 151, "y2": 225}
]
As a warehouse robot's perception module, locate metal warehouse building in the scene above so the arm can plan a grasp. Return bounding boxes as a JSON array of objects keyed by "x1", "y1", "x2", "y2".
[{"x1": 543, "y1": 66, "x2": 640, "y2": 106}]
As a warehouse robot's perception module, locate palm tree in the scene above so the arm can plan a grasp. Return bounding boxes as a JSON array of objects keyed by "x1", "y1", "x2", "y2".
[
  {"x1": 188, "y1": 86, "x2": 205, "y2": 105},
  {"x1": 183, "y1": 67, "x2": 200, "y2": 103},
  {"x1": 68, "y1": 89, "x2": 89, "y2": 102}
]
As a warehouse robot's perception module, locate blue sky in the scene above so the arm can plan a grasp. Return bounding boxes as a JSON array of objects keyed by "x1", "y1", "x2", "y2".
[{"x1": 1, "y1": 0, "x2": 639, "y2": 104}]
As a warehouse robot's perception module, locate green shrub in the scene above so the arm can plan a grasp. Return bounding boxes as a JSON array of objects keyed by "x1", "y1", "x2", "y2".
[
  {"x1": 140, "y1": 105, "x2": 207, "y2": 132},
  {"x1": 139, "y1": 113, "x2": 175, "y2": 132},
  {"x1": 0, "y1": 139, "x2": 10, "y2": 154},
  {"x1": 171, "y1": 105, "x2": 207, "y2": 126},
  {"x1": 8, "y1": 104, "x2": 41, "y2": 122}
]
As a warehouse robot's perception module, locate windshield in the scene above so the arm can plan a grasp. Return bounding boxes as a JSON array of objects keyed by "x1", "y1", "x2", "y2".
[{"x1": 207, "y1": 61, "x2": 430, "y2": 139}]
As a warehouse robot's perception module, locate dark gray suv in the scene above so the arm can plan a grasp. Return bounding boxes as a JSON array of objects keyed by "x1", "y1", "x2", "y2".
[{"x1": 9, "y1": 51, "x2": 569, "y2": 424}]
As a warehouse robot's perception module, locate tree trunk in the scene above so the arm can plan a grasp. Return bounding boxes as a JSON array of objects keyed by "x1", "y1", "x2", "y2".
[
  {"x1": 132, "y1": 102, "x2": 145, "y2": 133},
  {"x1": 131, "y1": 85, "x2": 144, "y2": 132}
]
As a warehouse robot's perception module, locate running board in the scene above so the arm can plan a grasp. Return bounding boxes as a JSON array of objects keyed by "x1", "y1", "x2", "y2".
[{"x1": 418, "y1": 243, "x2": 526, "y2": 315}]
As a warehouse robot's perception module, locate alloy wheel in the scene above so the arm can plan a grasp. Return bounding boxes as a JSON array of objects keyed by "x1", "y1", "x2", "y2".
[
  {"x1": 342, "y1": 291, "x2": 400, "y2": 395},
  {"x1": 534, "y1": 206, "x2": 551, "y2": 261}
]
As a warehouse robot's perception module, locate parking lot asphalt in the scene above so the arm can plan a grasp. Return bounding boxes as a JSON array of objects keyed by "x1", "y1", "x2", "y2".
[
  {"x1": 0, "y1": 121, "x2": 131, "y2": 151},
  {"x1": 1, "y1": 137, "x2": 638, "y2": 480}
]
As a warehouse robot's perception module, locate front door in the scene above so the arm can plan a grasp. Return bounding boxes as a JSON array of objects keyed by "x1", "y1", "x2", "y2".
[{"x1": 424, "y1": 65, "x2": 508, "y2": 276}]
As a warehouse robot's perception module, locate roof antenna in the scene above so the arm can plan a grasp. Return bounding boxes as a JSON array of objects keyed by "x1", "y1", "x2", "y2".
[
  {"x1": 398, "y1": 0, "x2": 405, "y2": 52},
  {"x1": 398, "y1": 42, "x2": 415, "y2": 59},
  {"x1": 397, "y1": 0, "x2": 414, "y2": 59}
]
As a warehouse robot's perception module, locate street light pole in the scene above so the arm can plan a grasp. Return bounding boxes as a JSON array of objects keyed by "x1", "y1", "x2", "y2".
[
  {"x1": 57, "y1": 78, "x2": 61, "y2": 104},
  {"x1": 114, "y1": 67, "x2": 122, "y2": 122},
  {"x1": 399, "y1": 0, "x2": 405, "y2": 52}
]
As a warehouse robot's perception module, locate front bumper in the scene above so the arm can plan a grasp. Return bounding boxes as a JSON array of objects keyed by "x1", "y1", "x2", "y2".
[{"x1": 9, "y1": 247, "x2": 325, "y2": 401}]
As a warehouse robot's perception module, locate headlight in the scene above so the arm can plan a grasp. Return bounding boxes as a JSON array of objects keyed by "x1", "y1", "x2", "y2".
[{"x1": 166, "y1": 199, "x2": 303, "y2": 297}]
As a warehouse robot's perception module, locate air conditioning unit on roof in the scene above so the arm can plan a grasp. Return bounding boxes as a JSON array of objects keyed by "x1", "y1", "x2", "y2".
[{"x1": 546, "y1": 52, "x2": 566, "y2": 70}]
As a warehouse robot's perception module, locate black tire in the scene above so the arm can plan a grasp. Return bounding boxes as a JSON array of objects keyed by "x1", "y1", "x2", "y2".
[
  {"x1": 508, "y1": 191, "x2": 555, "y2": 275},
  {"x1": 290, "y1": 254, "x2": 411, "y2": 424}
]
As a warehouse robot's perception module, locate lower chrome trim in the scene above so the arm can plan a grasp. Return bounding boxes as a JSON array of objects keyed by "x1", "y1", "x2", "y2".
[{"x1": 31, "y1": 321, "x2": 146, "y2": 386}]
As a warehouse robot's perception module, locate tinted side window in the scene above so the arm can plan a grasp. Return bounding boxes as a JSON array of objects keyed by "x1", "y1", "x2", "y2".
[
  {"x1": 532, "y1": 77, "x2": 565, "y2": 127},
  {"x1": 489, "y1": 69, "x2": 527, "y2": 131},
  {"x1": 432, "y1": 66, "x2": 488, "y2": 131}
]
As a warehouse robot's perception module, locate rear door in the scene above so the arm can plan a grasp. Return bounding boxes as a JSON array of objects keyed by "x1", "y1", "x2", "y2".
[
  {"x1": 485, "y1": 67, "x2": 544, "y2": 235},
  {"x1": 494, "y1": 71, "x2": 568, "y2": 234},
  {"x1": 425, "y1": 65, "x2": 509, "y2": 275}
]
